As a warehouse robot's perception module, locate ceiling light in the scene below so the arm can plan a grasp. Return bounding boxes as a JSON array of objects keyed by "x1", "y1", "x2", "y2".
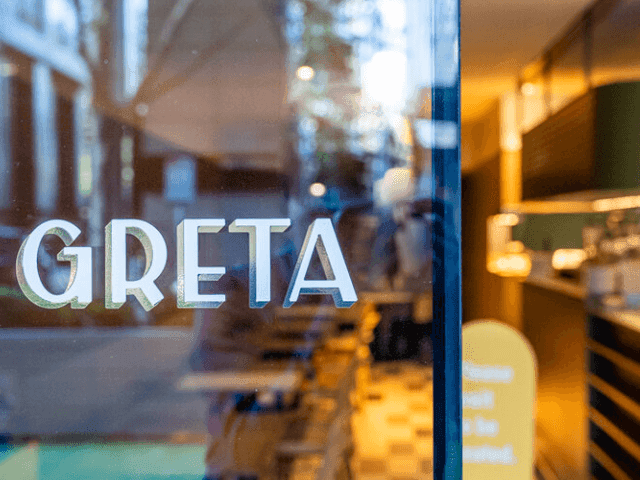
[
  {"x1": 296, "y1": 66, "x2": 315, "y2": 81},
  {"x1": 520, "y1": 83, "x2": 539, "y2": 96},
  {"x1": 135, "y1": 103, "x2": 149, "y2": 116},
  {"x1": 309, "y1": 182, "x2": 327, "y2": 197}
]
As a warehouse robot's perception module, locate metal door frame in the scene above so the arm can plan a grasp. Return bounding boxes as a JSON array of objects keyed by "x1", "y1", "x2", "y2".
[{"x1": 432, "y1": 0, "x2": 462, "y2": 478}]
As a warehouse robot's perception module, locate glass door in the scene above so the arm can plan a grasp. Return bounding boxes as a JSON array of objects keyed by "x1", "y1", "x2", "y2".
[{"x1": 0, "y1": 0, "x2": 461, "y2": 478}]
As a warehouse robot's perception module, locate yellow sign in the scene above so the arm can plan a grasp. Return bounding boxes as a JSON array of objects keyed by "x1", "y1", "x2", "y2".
[{"x1": 462, "y1": 320, "x2": 537, "y2": 480}]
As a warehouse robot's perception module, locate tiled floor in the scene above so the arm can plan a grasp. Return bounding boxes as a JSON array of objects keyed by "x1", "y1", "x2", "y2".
[
  {"x1": 351, "y1": 363, "x2": 433, "y2": 480},
  {"x1": 0, "y1": 360, "x2": 434, "y2": 480}
]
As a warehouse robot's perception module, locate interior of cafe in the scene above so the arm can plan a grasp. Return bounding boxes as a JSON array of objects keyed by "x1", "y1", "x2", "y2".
[{"x1": 0, "y1": 0, "x2": 639, "y2": 479}]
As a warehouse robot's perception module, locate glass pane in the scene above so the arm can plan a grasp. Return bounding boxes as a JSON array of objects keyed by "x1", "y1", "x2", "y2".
[{"x1": 0, "y1": 0, "x2": 460, "y2": 478}]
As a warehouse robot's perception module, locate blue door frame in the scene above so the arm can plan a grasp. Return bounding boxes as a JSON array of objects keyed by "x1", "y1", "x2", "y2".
[{"x1": 432, "y1": 1, "x2": 462, "y2": 478}]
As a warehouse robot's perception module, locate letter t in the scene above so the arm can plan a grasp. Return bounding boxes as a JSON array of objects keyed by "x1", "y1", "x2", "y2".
[{"x1": 229, "y1": 218, "x2": 291, "y2": 308}]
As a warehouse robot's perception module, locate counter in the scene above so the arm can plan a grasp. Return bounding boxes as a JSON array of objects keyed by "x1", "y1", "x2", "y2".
[
  {"x1": 588, "y1": 306, "x2": 640, "y2": 334},
  {"x1": 525, "y1": 251, "x2": 586, "y2": 300},
  {"x1": 522, "y1": 278, "x2": 588, "y2": 480},
  {"x1": 521, "y1": 253, "x2": 640, "y2": 480}
]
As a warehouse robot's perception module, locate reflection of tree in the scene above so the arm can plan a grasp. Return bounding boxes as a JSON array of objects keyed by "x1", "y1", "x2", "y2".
[
  {"x1": 299, "y1": 1, "x2": 354, "y2": 75},
  {"x1": 287, "y1": 0, "x2": 390, "y2": 203}
]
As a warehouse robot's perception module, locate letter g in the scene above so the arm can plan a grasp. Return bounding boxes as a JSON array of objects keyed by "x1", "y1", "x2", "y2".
[{"x1": 16, "y1": 220, "x2": 92, "y2": 309}]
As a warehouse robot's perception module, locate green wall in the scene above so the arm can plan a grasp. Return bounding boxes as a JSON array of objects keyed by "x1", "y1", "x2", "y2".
[{"x1": 513, "y1": 213, "x2": 609, "y2": 250}]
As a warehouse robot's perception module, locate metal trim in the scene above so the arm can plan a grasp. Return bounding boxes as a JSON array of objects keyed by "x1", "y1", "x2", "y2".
[{"x1": 432, "y1": 0, "x2": 462, "y2": 478}]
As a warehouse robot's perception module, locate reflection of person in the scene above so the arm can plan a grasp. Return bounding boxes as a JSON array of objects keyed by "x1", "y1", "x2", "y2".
[
  {"x1": 368, "y1": 165, "x2": 432, "y2": 363},
  {"x1": 368, "y1": 210, "x2": 399, "y2": 290},
  {"x1": 369, "y1": 166, "x2": 431, "y2": 291},
  {"x1": 189, "y1": 244, "x2": 298, "y2": 480}
]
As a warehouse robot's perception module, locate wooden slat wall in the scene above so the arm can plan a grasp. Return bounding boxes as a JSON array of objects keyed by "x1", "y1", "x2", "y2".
[
  {"x1": 521, "y1": 91, "x2": 596, "y2": 199},
  {"x1": 588, "y1": 314, "x2": 640, "y2": 479},
  {"x1": 461, "y1": 154, "x2": 502, "y2": 323}
]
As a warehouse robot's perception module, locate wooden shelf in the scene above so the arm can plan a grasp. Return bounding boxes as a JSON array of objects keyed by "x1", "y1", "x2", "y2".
[
  {"x1": 589, "y1": 408, "x2": 640, "y2": 464},
  {"x1": 589, "y1": 375, "x2": 640, "y2": 424},
  {"x1": 590, "y1": 442, "x2": 632, "y2": 480},
  {"x1": 588, "y1": 339, "x2": 640, "y2": 379}
]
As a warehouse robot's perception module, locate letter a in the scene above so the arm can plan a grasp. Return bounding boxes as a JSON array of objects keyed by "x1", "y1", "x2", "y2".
[{"x1": 284, "y1": 218, "x2": 357, "y2": 308}]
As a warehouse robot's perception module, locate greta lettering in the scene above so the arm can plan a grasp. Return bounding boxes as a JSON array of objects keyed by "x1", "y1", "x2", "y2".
[{"x1": 16, "y1": 218, "x2": 357, "y2": 311}]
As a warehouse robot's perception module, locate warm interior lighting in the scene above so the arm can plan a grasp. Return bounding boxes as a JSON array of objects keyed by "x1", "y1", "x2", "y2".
[
  {"x1": 487, "y1": 253, "x2": 532, "y2": 277},
  {"x1": 296, "y1": 65, "x2": 315, "y2": 81},
  {"x1": 506, "y1": 194, "x2": 640, "y2": 214},
  {"x1": 487, "y1": 214, "x2": 531, "y2": 277},
  {"x1": 506, "y1": 240, "x2": 525, "y2": 253},
  {"x1": 520, "y1": 92, "x2": 547, "y2": 132},
  {"x1": 503, "y1": 201, "x2": 593, "y2": 214},
  {"x1": 500, "y1": 150, "x2": 522, "y2": 208},
  {"x1": 593, "y1": 195, "x2": 640, "y2": 212},
  {"x1": 503, "y1": 135, "x2": 521, "y2": 152},
  {"x1": 520, "y1": 83, "x2": 539, "y2": 96},
  {"x1": 494, "y1": 213, "x2": 520, "y2": 227},
  {"x1": 551, "y1": 249, "x2": 586, "y2": 271},
  {"x1": 499, "y1": 92, "x2": 522, "y2": 152},
  {"x1": 309, "y1": 182, "x2": 326, "y2": 197}
]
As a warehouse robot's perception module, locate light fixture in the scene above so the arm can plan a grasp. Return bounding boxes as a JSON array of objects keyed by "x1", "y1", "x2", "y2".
[
  {"x1": 487, "y1": 253, "x2": 532, "y2": 277},
  {"x1": 486, "y1": 214, "x2": 531, "y2": 277},
  {"x1": 296, "y1": 66, "x2": 315, "y2": 81},
  {"x1": 551, "y1": 249, "x2": 587, "y2": 271},
  {"x1": 309, "y1": 182, "x2": 327, "y2": 197},
  {"x1": 520, "y1": 83, "x2": 539, "y2": 96}
]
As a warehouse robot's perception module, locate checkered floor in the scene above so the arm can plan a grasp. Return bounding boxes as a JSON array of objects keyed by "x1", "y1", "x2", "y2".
[{"x1": 351, "y1": 363, "x2": 433, "y2": 480}]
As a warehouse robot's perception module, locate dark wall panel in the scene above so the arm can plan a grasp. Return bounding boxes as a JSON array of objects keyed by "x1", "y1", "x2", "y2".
[{"x1": 461, "y1": 154, "x2": 501, "y2": 323}]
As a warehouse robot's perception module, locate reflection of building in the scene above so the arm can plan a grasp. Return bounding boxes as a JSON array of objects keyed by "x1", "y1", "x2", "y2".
[
  {"x1": 0, "y1": 0, "x2": 147, "y2": 287},
  {"x1": 0, "y1": 0, "x2": 91, "y2": 222},
  {"x1": 127, "y1": 1, "x2": 291, "y2": 297},
  {"x1": 0, "y1": 0, "x2": 96, "y2": 283}
]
